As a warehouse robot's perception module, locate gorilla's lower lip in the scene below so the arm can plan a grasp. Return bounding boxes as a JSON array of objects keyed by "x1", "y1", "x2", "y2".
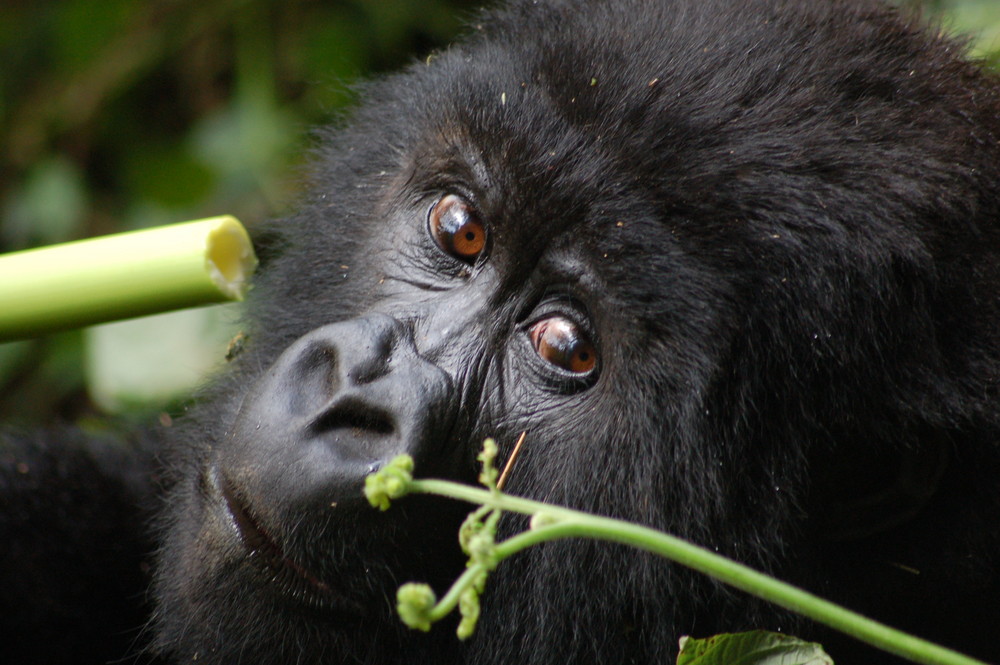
[{"x1": 215, "y1": 470, "x2": 332, "y2": 597}]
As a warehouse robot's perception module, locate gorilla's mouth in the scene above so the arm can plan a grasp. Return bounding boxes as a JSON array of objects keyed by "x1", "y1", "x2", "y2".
[{"x1": 217, "y1": 473, "x2": 333, "y2": 600}]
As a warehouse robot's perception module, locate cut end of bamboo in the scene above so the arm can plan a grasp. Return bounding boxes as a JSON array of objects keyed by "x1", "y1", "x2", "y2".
[
  {"x1": 0, "y1": 215, "x2": 259, "y2": 341},
  {"x1": 206, "y1": 217, "x2": 258, "y2": 300}
]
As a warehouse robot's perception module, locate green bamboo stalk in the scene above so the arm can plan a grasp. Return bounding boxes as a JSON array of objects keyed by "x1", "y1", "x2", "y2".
[{"x1": 0, "y1": 216, "x2": 257, "y2": 341}]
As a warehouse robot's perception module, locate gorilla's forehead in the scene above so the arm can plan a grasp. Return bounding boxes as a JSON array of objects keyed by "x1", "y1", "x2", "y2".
[
  {"x1": 278, "y1": 0, "x2": 988, "y2": 353},
  {"x1": 373, "y1": 1, "x2": 865, "y2": 299},
  {"x1": 392, "y1": 0, "x2": 964, "y2": 228}
]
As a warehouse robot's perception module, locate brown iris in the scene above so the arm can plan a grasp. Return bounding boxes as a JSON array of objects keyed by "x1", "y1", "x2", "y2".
[
  {"x1": 428, "y1": 194, "x2": 486, "y2": 263},
  {"x1": 529, "y1": 317, "x2": 598, "y2": 374}
]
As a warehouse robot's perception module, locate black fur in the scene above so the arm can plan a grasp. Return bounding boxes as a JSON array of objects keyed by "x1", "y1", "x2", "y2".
[
  {"x1": 0, "y1": 428, "x2": 159, "y2": 664},
  {"x1": 4, "y1": 0, "x2": 1000, "y2": 663}
]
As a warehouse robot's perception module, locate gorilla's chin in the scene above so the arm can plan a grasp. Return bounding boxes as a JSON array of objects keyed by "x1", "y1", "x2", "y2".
[{"x1": 215, "y1": 469, "x2": 338, "y2": 605}]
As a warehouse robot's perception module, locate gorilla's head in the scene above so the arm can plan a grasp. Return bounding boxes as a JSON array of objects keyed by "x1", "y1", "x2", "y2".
[{"x1": 153, "y1": 1, "x2": 1000, "y2": 663}]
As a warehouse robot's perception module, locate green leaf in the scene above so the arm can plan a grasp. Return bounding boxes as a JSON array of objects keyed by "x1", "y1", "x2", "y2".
[
  {"x1": 52, "y1": 0, "x2": 135, "y2": 73},
  {"x1": 122, "y1": 142, "x2": 215, "y2": 209},
  {"x1": 2, "y1": 156, "x2": 88, "y2": 248},
  {"x1": 84, "y1": 303, "x2": 244, "y2": 413},
  {"x1": 676, "y1": 631, "x2": 834, "y2": 665},
  {"x1": 190, "y1": 97, "x2": 297, "y2": 197}
]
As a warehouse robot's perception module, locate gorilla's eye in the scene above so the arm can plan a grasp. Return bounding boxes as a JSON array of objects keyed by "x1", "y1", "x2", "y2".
[
  {"x1": 529, "y1": 317, "x2": 598, "y2": 374},
  {"x1": 428, "y1": 194, "x2": 486, "y2": 263}
]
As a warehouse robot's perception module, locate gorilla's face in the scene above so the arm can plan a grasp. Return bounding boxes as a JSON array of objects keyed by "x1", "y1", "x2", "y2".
[{"x1": 152, "y1": 1, "x2": 1000, "y2": 663}]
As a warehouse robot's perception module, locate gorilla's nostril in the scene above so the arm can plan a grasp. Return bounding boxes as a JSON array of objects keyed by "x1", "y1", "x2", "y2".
[
  {"x1": 309, "y1": 397, "x2": 395, "y2": 437},
  {"x1": 284, "y1": 345, "x2": 340, "y2": 416}
]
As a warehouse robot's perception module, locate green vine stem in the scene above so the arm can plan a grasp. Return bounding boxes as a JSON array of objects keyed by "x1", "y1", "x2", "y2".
[
  {"x1": 425, "y1": 563, "x2": 490, "y2": 624},
  {"x1": 380, "y1": 470, "x2": 988, "y2": 665}
]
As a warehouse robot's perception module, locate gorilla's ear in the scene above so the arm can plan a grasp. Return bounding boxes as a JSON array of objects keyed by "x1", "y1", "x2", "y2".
[{"x1": 814, "y1": 433, "x2": 949, "y2": 542}]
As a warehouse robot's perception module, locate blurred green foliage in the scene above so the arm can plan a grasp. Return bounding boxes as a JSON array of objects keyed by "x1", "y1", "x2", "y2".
[
  {"x1": 0, "y1": 0, "x2": 998, "y2": 423},
  {"x1": 1, "y1": 0, "x2": 480, "y2": 251},
  {"x1": 0, "y1": 0, "x2": 479, "y2": 422},
  {"x1": 900, "y1": 0, "x2": 1000, "y2": 65}
]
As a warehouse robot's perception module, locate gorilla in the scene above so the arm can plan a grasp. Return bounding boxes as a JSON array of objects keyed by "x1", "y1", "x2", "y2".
[{"x1": 2, "y1": 0, "x2": 999, "y2": 663}]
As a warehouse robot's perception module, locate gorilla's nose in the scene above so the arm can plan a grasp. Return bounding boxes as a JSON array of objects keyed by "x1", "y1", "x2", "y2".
[{"x1": 222, "y1": 314, "x2": 454, "y2": 514}]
